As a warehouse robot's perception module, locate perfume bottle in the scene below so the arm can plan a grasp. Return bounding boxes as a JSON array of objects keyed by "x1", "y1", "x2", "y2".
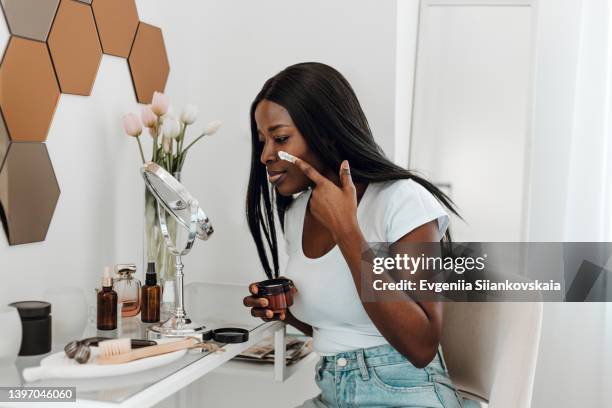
[
  {"x1": 113, "y1": 264, "x2": 141, "y2": 317},
  {"x1": 97, "y1": 267, "x2": 117, "y2": 330},
  {"x1": 141, "y1": 262, "x2": 161, "y2": 323}
]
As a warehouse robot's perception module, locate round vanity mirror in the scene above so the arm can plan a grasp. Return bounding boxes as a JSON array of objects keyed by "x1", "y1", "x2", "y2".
[{"x1": 141, "y1": 162, "x2": 214, "y2": 339}]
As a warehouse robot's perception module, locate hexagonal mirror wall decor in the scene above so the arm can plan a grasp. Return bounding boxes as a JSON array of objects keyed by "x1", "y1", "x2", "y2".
[
  {"x1": 0, "y1": 143, "x2": 60, "y2": 245},
  {"x1": 0, "y1": 0, "x2": 60, "y2": 42},
  {"x1": 91, "y1": 0, "x2": 139, "y2": 58},
  {"x1": 0, "y1": 36, "x2": 60, "y2": 142},
  {"x1": 0, "y1": 113, "x2": 8, "y2": 169},
  {"x1": 128, "y1": 22, "x2": 170, "y2": 104},
  {"x1": 0, "y1": 1, "x2": 170, "y2": 245},
  {"x1": 48, "y1": 0, "x2": 102, "y2": 95}
]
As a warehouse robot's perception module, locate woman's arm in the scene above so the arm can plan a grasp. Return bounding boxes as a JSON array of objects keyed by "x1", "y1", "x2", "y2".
[
  {"x1": 335, "y1": 219, "x2": 443, "y2": 368},
  {"x1": 290, "y1": 156, "x2": 443, "y2": 368}
]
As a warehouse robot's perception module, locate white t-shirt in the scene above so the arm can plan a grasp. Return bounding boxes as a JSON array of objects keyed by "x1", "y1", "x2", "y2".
[{"x1": 282, "y1": 178, "x2": 450, "y2": 355}]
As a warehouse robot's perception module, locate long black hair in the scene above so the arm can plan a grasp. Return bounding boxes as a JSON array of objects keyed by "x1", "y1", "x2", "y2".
[{"x1": 247, "y1": 62, "x2": 460, "y2": 279}]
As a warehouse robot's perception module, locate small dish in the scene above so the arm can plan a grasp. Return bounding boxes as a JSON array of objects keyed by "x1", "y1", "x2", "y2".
[{"x1": 22, "y1": 345, "x2": 187, "y2": 382}]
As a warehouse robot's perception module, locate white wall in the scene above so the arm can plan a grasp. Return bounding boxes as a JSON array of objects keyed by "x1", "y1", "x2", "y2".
[
  {"x1": 401, "y1": 1, "x2": 611, "y2": 407},
  {"x1": 394, "y1": 0, "x2": 420, "y2": 168},
  {"x1": 564, "y1": 0, "x2": 611, "y2": 242},
  {"x1": 526, "y1": 1, "x2": 610, "y2": 407},
  {"x1": 0, "y1": 0, "x2": 399, "y2": 304},
  {"x1": 408, "y1": 1, "x2": 535, "y2": 242},
  {"x1": 0, "y1": 43, "x2": 145, "y2": 303}
]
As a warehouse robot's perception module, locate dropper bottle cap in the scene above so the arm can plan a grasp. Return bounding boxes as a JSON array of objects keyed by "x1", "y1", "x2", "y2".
[
  {"x1": 102, "y1": 266, "x2": 113, "y2": 288},
  {"x1": 145, "y1": 262, "x2": 157, "y2": 286}
]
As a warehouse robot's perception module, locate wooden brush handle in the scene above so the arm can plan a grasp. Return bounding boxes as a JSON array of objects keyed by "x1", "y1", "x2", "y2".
[{"x1": 97, "y1": 338, "x2": 196, "y2": 365}]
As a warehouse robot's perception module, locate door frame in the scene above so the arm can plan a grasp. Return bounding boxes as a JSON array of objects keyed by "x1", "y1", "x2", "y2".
[{"x1": 407, "y1": 0, "x2": 539, "y2": 242}]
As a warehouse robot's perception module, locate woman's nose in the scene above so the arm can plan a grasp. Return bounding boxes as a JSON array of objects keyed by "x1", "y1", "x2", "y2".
[{"x1": 260, "y1": 141, "x2": 277, "y2": 165}]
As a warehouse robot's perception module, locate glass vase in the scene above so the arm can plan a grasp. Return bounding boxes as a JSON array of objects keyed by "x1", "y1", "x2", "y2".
[{"x1": 144, "y1": 172, "x2": 180, "y2": 288}]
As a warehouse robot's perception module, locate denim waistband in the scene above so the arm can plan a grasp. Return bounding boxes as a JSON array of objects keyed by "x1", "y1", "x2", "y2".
[{"x1": 318, "y1": 343, "x2": 446, "y2": 373}]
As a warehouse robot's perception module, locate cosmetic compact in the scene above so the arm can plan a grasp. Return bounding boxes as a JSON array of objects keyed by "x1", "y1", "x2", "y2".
[
  {"x1": 256, "y1": 278, "x2": 295, "y2": 315},
  {"x1": 9, "y1": 301, "x2": 52, "y2": 356}
]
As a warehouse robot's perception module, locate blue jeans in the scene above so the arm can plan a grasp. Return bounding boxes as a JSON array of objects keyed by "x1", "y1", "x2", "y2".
[{"x1": 298, "y1": 343, "x2": 466, "y2": 408}]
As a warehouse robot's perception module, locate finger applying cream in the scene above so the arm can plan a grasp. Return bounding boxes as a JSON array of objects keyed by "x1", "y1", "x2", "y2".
[{"x1": 278, "y1": 151, "x2": 297, "y2": 163}]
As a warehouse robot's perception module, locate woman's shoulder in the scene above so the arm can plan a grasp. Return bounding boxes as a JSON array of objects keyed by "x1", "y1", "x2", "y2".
[
  {"x1": 367, "y1": 178, "x2": 428, "y2": 202},
  {"x1": 366, "y1": 178, "x2": 450, "y2": 242}
]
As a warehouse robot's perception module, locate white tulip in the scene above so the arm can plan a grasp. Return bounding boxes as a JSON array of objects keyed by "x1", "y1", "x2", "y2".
[
  {"x1": 141, "y1": 105, "x2": 157, "y2": 128},
  {"x1": 162, "y1": 136, "x2": 172, "y2": 153},
  {"x1": 151, "y1": 91, "x2": 169, "y2": 116},
  {"x1": 180, "y1": 104, "x2": 199, "y2": 125},
  {"x1": 162, "y1": 116, "x2": 181, "y2": 139},
  {"x1": 122, "y1": 113, "x2": 142, "y2": 137},
  {"x1": 160, "y1": 105, "x2": 176, "y2": 122},
  {"x1": 203, "y1": 120, "x2": 222, "y2": 136},
  {"x1": 148, "y1": 127, "x2": 158, "y2": 139}
]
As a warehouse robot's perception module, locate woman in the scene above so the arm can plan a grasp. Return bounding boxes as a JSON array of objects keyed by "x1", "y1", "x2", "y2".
[{"x1": 243, "y1": 62, "x2": 466, "y2": 407}]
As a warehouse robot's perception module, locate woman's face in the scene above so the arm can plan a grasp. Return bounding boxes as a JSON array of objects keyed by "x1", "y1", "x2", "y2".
[{"x1": 254, "y1": 100, "x2": 326, "y2": 196}]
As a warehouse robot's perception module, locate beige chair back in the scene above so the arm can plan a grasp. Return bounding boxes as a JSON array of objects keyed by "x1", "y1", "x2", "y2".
[{"x1": 440, "y1": 302, "x2": 543, "y2": 408}]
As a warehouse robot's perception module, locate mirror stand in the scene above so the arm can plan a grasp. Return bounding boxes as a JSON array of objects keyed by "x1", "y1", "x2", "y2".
[{"x1": 146, "y1": 200, "x2": 206, "y2": 340}]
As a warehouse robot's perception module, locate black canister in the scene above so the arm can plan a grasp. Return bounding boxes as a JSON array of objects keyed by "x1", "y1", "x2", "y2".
[{"x1": 9, "y1": 301, "x2": 52, "y2": 356}]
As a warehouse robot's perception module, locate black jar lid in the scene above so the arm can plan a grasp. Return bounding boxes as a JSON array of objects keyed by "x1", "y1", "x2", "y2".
[
  {"x1": 257, "y1": 278, "x2": 292, "y2": 296},
  {"x1": 213, "y1": 328, "x2": 249, "y2": 343},
  {"x1": 9, "y1": 301, "x2": 51, "y2": 320},
  {"x1": 200, "y1": 329, "x2": 213, "y2": 341}
]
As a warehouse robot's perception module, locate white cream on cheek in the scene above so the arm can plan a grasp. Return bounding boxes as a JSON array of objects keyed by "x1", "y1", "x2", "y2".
[{"x1": 278, "y1": 150, "x2": 297, "y2": 163}]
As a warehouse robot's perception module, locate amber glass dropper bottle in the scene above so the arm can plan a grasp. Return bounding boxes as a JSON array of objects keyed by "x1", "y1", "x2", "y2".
[
  {"x1": 141, "y1": 262, "x2": 161, "y2": 323},
  {"x1": 97, "y1": 266, "x2": 118, "y2": 330}
]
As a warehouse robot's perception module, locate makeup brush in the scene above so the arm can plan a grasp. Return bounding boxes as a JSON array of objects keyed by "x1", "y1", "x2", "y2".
[
  {"x1": 64, "y1": 337, "x2": 157, "y2": 364},
  {"x1": 96, "y1": 337, "x2": 199, "y2": 365}
]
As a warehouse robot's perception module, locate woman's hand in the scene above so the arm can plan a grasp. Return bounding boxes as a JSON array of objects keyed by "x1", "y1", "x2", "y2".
[
  {"x1": 243, "y1": 282, "x2": 278, "y2": 321},
  {"x1": 291, "y1": 157, "x2": 358, "y2": 242},
  {"x1": 243, "y1": 279, "x2": 295, "y2": 321}
]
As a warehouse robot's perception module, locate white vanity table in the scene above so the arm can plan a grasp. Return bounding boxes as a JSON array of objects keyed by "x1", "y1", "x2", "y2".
[
  {"x1": 6, "y1": 319, "x2": 308, "y2": 407},
  {"x1": 3, "y1": 283, "x2": 318, "y2": 408}
]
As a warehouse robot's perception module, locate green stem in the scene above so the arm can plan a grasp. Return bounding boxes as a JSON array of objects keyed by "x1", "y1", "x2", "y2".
[
  {"x1": 175, "y1": 124, "x2": 187, "y2": 172},
  {"x1": 178, "y1": 131, "x2": 206, "y2": 169},
  {"x1": 177, "y1": 150, "x2": 186, "y2": 171},
  {"x1": 152, "y1": 119, "x2": 161, "y2": 162},
  {"x1": 136, "y1": 136, "x2": 146, "y2": 164},
  {"x1": 182, "y1": 132, "x2": 206, "y2": 154},
  {"x1": 169, "y1": 139, "x2": 174, "y2": 171},
  {"x1": 178, "y1": 124, "x2": 188, "y2": 154}
]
